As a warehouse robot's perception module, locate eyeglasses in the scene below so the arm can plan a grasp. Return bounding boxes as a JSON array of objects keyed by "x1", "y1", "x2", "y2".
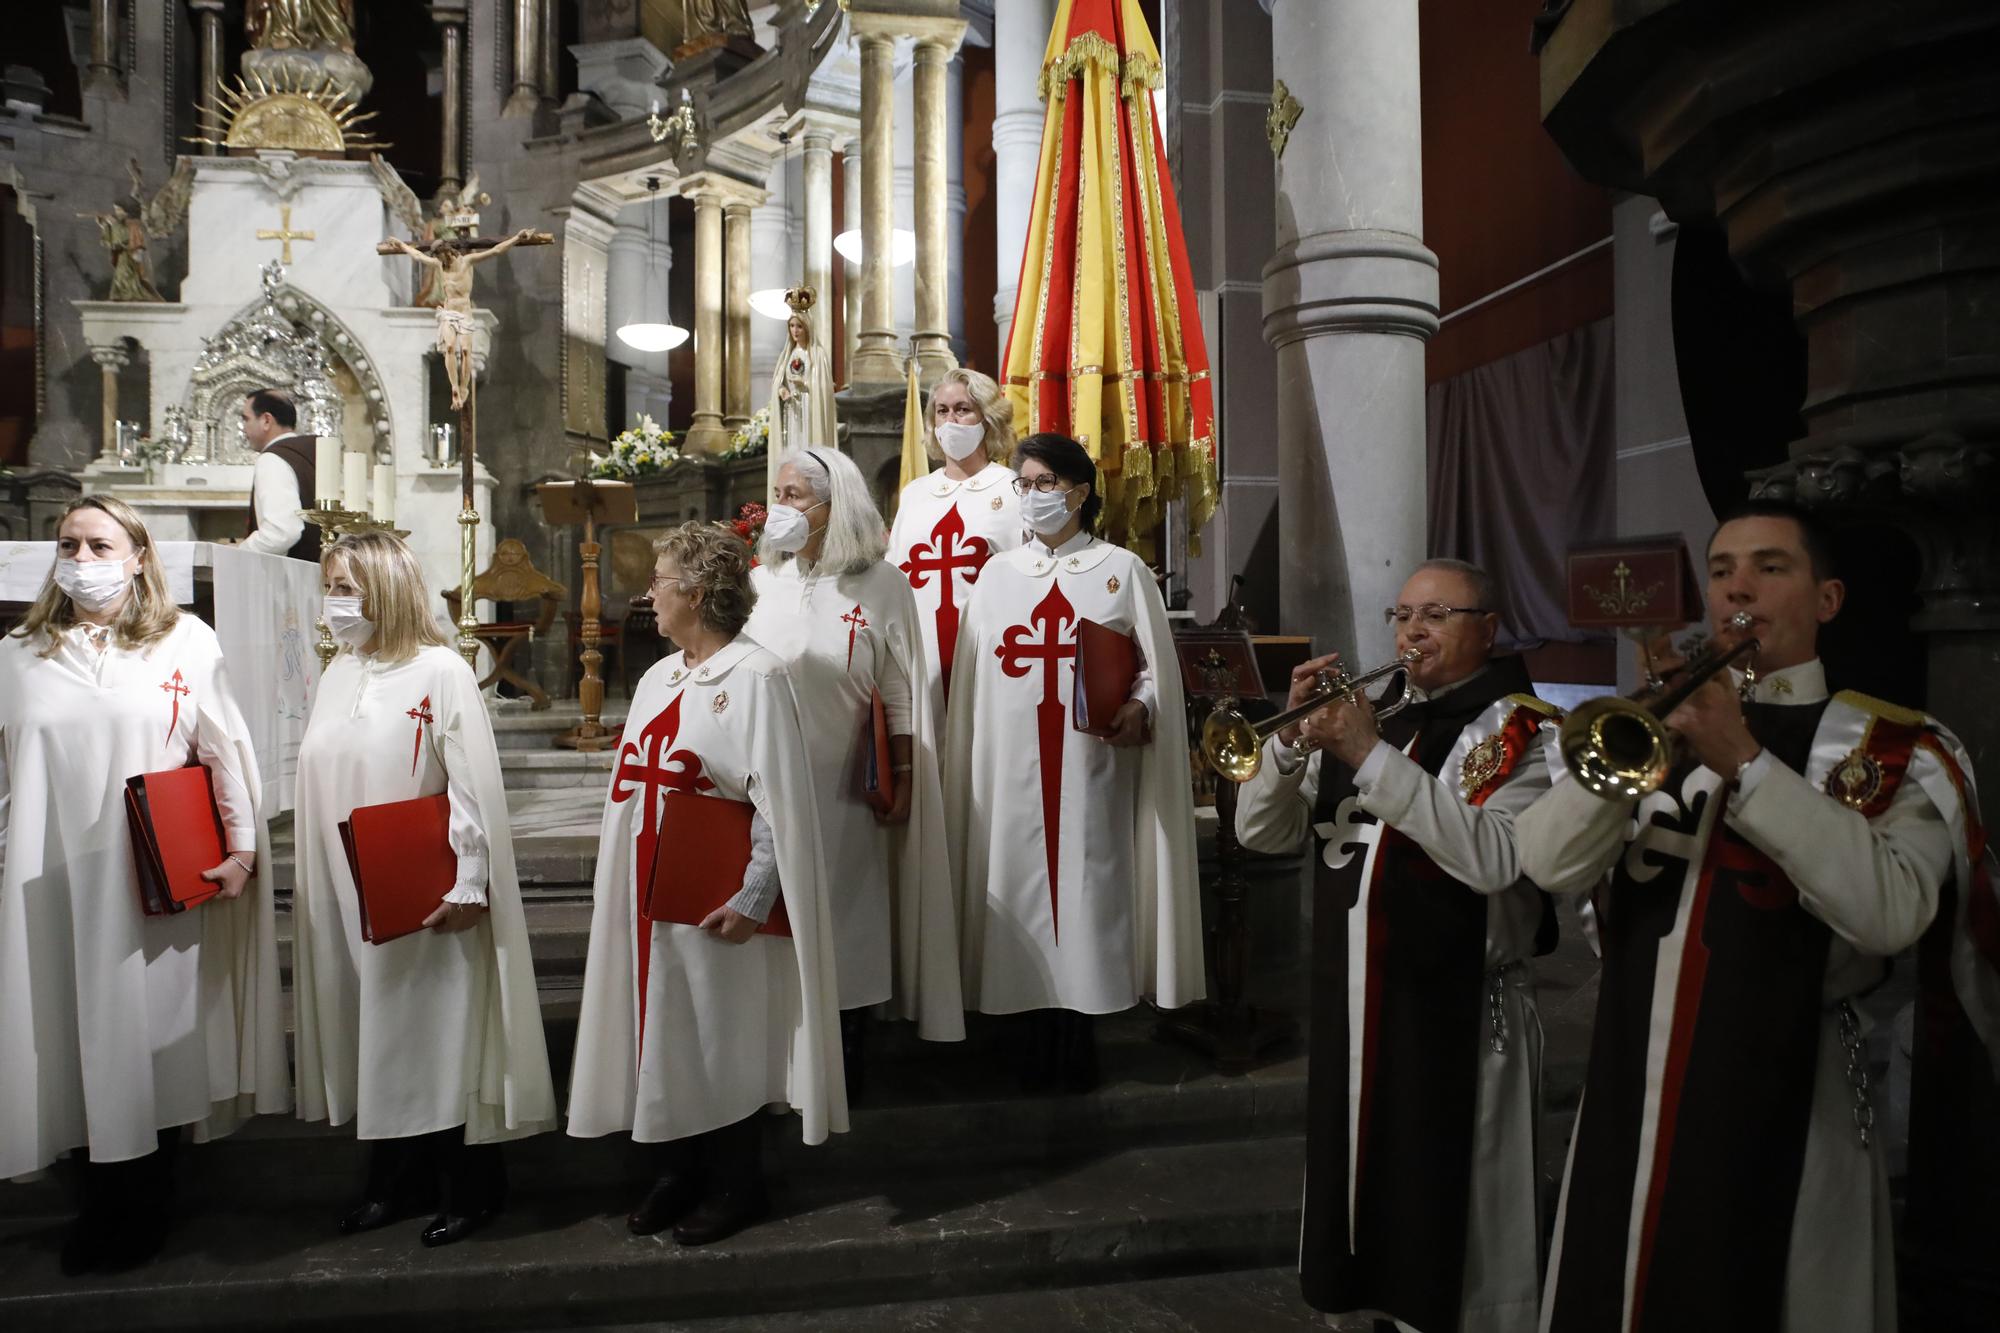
[
  {"x1": 1383, "y1": 603, "x2": 1488, "y2": 627},
  {"x1": 1010, "y1": 475, "x2": 1070, "y2": 495},
  {"x1": 647, "y1": 572, "x2": 681, "y2": 593}
]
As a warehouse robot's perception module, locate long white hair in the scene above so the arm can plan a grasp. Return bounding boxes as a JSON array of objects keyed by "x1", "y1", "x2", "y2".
[{"x1": 761, "y1": 447, "x2": 888, "y2": 576}]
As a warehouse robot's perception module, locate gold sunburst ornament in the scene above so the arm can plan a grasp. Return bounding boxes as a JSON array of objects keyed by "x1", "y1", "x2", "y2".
[{"x1": 194, "y1": 70, "x2": 385, "y2": 157}]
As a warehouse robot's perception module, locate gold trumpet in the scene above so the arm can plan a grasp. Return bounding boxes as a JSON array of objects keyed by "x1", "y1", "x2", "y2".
[
  {"x1": 1202, "y1": 649, "x2": 1426, "y2": 783},
  {"x1": 1558, "y1": 611, "x2": 1761, "y2": 798}
]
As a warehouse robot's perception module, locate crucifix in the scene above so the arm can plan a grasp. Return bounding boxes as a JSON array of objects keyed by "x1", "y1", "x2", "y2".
[
  {"x1": 257, "y1": 204, "x2": 316, "y2": 263},
  {"x1": 377, "y1": 226, "x2": 554, "y2": 665}
]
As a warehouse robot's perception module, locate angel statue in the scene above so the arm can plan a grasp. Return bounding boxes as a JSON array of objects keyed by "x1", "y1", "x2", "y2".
[
  {"x1": 247, "y1": 0, "x2": 357, "y2": 52},
  {"x1": 81, "y1": 157, "x2": 194, "y2": 303},
  {"x1": 764, "y1": 286, "x2": 837, "y2": 492},
  {"x1": 379, "y1": 230, "x2": 547, "y2": 410}
]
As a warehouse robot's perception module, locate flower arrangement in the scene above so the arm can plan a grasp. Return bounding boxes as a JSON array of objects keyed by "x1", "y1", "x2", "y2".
[
  {"x1": 589, "y1": 413, "x2": 681, "y2": 480},
  {"x1": 722, "y1": 405, "x2": 771, "y2": 460},
  {"x1": 729, "y1": 502, "x2": 767, "y2": 550}
]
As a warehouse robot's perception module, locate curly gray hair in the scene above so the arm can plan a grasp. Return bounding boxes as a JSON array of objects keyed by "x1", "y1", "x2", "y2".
[{"x1": 653, "y1": 521, "x2": 756, "y2": 635}]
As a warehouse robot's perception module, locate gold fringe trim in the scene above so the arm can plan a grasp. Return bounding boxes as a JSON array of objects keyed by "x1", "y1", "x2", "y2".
[{"x1": 1039, "y1": 32, "x2": 1165, "y2": 104}]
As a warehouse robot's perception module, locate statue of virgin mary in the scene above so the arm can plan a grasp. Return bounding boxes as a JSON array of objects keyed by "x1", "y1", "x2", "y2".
[{"x1": 764, "y1": 288, "x2": 838, "y2": 494}]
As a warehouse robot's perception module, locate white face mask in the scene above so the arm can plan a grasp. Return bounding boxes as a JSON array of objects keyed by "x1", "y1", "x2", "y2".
[
  {"x1": 935, "y1": 421, "x2": 986, "y2": 462},
  {"x1": 322, "y1": 595, "x2": 374, "y2": 648},
  {"x1": 54, "y1": 557, "x2": 134, "y2": 612},
  {"x1": 762, "y1": 499, "x2": 825, "y2": 554},
  {"x1": 1020, "y1": 487, "x2": 1077, "y2": 536}
]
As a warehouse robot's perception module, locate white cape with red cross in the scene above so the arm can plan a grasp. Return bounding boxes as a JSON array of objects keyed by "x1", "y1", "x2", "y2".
[
  {"x1": 943, "y1": 535, "x2": 1205, "y2": 1015},
  {"x1": 566, "y1": 636, "x2": 848, "y2": 1148},
  {"x1": 290, "y1": 643, "x2": 555, "y2": 1145},
  {"x1": 0, "y1": 615, "x2": 290, "y2": 1177}
]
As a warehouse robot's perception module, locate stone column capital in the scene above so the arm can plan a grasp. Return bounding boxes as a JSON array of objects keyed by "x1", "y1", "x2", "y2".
[
  {"x1": 187, "y1": 0, "x2": 226, "y2": 13},
  {"x1": 848, "y1": 11, "x2": 965, "y2": 52},
  {"x1": 427, "y1": 1, "x2": 468, "y2": 23},
  {"x1": 90, "y1": 343, "x2": 132, "y2": 371}
]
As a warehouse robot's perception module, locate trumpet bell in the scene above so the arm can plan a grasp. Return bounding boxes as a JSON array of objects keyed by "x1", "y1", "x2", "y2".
[
  {"x1": 1200, "y1": 709, "x2": 1262, "y2": 784},
  {"x1": 1558, "y1": 694, "x2": 1673, "y2": 798}
]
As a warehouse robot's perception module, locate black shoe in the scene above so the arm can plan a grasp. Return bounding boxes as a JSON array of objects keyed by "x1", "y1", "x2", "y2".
[
  {"x1": 59, "y1": 1213, "x2": 103, "y2": 1277},
  {"x1": 840, "y1": 1010, "x2": 869, "y2": 1105},
  {"x1": 1057, "y1": 1011, "x2": 1100, "y2": 1095},
  {"x1": 97, "y1": 1210, "x2": 169, "y2": 1272},
  {"x1": 671, "y1": 1185, "x2": 771, "y2": 1246},
  {"x1": 338, "y1": 1198, "x2": 401, "y2": 1235},
  {"x1": 628, "y1": 1173, "x2": 705, "y2": 1236},
  {"x1": 419, "y1": 1203, "x2": 500, "y2": 1248}
]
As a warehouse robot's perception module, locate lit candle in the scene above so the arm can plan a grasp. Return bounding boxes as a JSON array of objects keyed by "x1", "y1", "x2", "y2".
[
  {"x1": 343, "y1": 451, "x2": 369, "y2": 514},
  {"x1": 372, "y1": 462, "x2": 396, "y2": 525},
  {"x1": 314, "y1": 434, "x2": 341, "y2": 504}
]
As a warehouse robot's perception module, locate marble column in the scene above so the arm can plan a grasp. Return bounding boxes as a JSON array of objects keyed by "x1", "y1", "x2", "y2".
[
  {"x1": 607, "y1": 201, "x2": 673, "y2": 423},
  {"x1": 1264, "y1": 0, "x2": 1437, "y2": 666},
  {"x1": 724, "y1": 200, "x2": 754, "y2": 430},
  {"x1": 191, "y1": 0, "x2": 225, "y2": 153},
  {"x1": 86, "y1": 0, "x2": 120, "y2": 93},
  {"x1": 749, "y1": 165, "x2": 794, "y2": 374},
  {"x1": 849, "y1": 25, "x2": 902, "y2": 385},
  {"x1": 801, "y1": 128, "x2": 836, "y2": 357},
  {"x1": 842, "y1": 138, "x2": 862, "y2": 380},
  {"x1": 993, "y1": 0, "x2": 1055, "y2": 339},
  {"x1": 539, "y1": 0, "x2": 561, "y2": 104},
  {"x1": 504, "y1": 0, "x2": 545, "y2": 117},
  {"x1": 944, "y1": 52, "x2": 967, "y2": 361},
  {"x1": 686, "y1": 187, "x2": 730, "y2": 453},
  {"x1": 431, "y1": 4, "x2": 468, "y2": 193},
  {"x1": 910, "y1": 24, "x2": 966, "y2": 384},
  {"x1": 92, "y1": 345, "x2": 128, "y2": 463}
]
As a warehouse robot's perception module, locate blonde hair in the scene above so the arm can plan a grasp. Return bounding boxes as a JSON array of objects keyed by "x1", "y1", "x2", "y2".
[
  {"x1": 654, "y1": 521, "x2": 755, "y2": 635},
  {"x1": 322, "y1": 530, "x2": 452, "y2": 663},
  {"x1": 12, "y1": 495, "x2": 179, "y2": 658},
  {"x1": 925, "y1": 368, "x2": 1016, "y2": 465}
]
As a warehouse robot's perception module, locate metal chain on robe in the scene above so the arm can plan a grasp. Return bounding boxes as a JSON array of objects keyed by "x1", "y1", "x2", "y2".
[
  {"x1": 1487, "y1": 968, "x2": 1508, "y2": 1054},
  {"x1": 1837, "y1": 999, "x2": 1875, "y2": 1149}
]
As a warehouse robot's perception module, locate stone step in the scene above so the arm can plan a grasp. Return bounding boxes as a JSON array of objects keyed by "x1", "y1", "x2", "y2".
[
  {"x1": 608, "y1": 1265, "x2": 1323, "y2": 1332},
  {"x1": 0, "y1": 1004, "x2": 1310, "y2": 1222},
  {"x1": 0, "y1": 1135, "x2": 1307, "y2": 1332}
]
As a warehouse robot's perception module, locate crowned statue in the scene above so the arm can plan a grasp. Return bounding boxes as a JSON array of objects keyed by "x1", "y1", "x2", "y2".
[{"x1": 765, "y1": 286, "x2": 837, "y2": 491}]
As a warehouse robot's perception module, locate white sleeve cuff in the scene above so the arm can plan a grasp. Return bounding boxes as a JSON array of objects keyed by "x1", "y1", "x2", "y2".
[
  {"x1": 443, "y1": 882, "x2": 489, "y2": 906},
  {"x1": 1730, "y1": 748, "x2": 1776, "y2": 802}
]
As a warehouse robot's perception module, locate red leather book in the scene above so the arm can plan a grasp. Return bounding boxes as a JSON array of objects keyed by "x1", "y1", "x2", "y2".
[
  {"x1": 857, "y1": 688, "x2": 894, "y2": 815},
  {"x1": 125, "y1": 765, "x2": 228, "y2": 917},
  {"x1": 645, "y1": 791, "x2": 791, "y2": 937},
  {"x1": 1073, "y1": 618, "x2": 1139, "y2": 737},
  {"x1": 337, "y1": 793, "x2": 457, "y2": 945}
]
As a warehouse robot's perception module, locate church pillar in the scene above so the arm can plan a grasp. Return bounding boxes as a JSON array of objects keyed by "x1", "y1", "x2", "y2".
[
  {"x1": 432, "y1": 3, "x2": 468, "y2": 193},
  {"x1": 86, "y1": 0, "x2": 120, "y2": 94},
  {"x1": 910, "y1": 22, "x2": 966, "y2": 385},
  {"x1": 750, "y1": 165, "x2": 793, "y2": 376},
  {"x1": 191, "y1": 0, "x2": 225, "y2": 154},
  {"x1": 607, "y1": 202, "x2": 671, "y2": 424},
  {"x1": 91, "y1": 345, "x2": 128, "y2": 463},
  {"x1": 538, "y1": 0, "x2": 561, "y2": 105},
  {"x1": 505, "y1": 0, "x2": 545, "y2": 117},
  {"x1": 993, "y1": 0, "x2": 1054, "y2": 339},
  {"x1": 801, "y1": 128, "x2": 836, "y2": 358},
  {"x1": 1263, "y1": 0, "x2": 1437, "y2": 665},
  {"x1": 944, "y1": 52, "x2": 967, "y2": 361},
  {"x1": 686, "y1": 186, "x2": 730, "y2": 454},
  {"x1": 842, "y1": 138, "x2": 862, "y2": 382},
  {"x1": 724, "y1": 199, "x2": 754, "y2": 431},
  {"x1": 849, "y1": 25, "x2": 902, "y2": 386}
]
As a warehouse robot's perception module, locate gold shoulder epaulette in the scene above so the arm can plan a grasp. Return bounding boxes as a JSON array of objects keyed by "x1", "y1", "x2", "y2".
[
  {"x1": 1503, "y1": 693, "x2": 1563, "y2": 720},
  {"x1": 1831, "y1": 689, "x2": 1928, "y2": 729}
]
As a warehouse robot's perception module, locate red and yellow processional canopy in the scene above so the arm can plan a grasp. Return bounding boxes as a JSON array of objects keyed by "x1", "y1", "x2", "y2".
[{"x1": 1001, "y1": 0, "x2": 1218, "y2": 553}]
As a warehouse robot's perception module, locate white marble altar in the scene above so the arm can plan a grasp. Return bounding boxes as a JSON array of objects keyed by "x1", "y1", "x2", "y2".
[{"x1": 71, "y1": 152, "x2": 498, "y2": 621}]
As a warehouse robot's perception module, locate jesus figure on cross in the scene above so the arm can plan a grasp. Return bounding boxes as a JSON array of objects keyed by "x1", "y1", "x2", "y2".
[{"x1": 380, "y1": 229, "x2": 548, "y2": 409}]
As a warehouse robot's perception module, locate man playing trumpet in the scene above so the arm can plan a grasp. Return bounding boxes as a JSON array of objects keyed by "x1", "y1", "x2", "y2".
[
  {"x1": 1238, "y1": 558, "x2": 1562, "y2": 1333},
  {"x1": 1517, "y1": 500, "x2": 1997, "y2": 1333}
]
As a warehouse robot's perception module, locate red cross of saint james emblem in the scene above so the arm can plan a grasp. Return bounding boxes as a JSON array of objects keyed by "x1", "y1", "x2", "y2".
[
  {"x1": 160, "y1": 669, "x2": 191, "y2": 742},
  {"x1": 900, "y1": 504, "x2": 991, "y2": 699},
  {"x1": 406, "y1": 695, "x2": 435, "y2": 775},
  {"x1": 995, "y1": 579, "x2": 1077, "y2": 939}
]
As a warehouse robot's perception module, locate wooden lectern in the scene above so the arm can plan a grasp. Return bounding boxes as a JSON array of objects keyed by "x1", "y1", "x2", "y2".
[{"x1": 538, "y1": 478, "x2": 637, "y2": 752}]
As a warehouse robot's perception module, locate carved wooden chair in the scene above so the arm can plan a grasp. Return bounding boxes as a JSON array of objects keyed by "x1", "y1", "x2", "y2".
[{"x1": 442, "y1": 538, "x2": 566, "y2": 710}]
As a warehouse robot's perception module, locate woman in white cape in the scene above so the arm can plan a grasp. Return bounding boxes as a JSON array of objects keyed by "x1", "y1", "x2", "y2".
[
  {"x1": 291, "y1": 531, "x2": 554, "y2": 1248},
  {"x1": 0, "y1": 496, "x2": 286, "y2": 1272},
  {"x1": 569, "y1": 521, "x2": 846, "y2": 1247},
  {"x1": 943, "y1": 433, "x2": 1204, "y2": 1092},
  {"x1": 886, "y1": 368, "x2": 1023, "y2": 713},
  {"x1": 747, "y1": 447, "x2": 964, "y2": 1097}
]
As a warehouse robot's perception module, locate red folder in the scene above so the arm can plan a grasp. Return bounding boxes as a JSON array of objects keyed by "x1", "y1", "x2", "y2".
[
  {"x1": 645, "y1": 790, "x2": 791, "y2": 937},
  {"x1": 1073, "y1": 618, "x2": 1139, "y2": 736},
  {"x1": 858, "y1": 688, "x2": 894, "y2": 815},
  {"x1": 125, "y1": 765, "x2": 229, "y2": 917},
  {"x1": 337, "y1": 793, "x2": 457, "y2": 945}
]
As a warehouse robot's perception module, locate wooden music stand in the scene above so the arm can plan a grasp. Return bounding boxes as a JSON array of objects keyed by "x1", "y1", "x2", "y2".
[{"x1": 538, "y1": 478, "x2": 637, "y2": 751}]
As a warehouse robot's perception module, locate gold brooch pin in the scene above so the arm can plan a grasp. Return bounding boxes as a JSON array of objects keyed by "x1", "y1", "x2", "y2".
[
  {"x1": 990, "y1": 495, "x2": 1004, "y2": 510},
  {"x1": 1106, "y1": 575, "x2": 1120, "y2": 594},
  {"x1": 1066, "y1": 556, "x2": 1082, "y2": 570},
  {"x1": 1823, "y1": 749, "x2": 1883, "y2": 809},
  {"x1": 667, "y1": 668, "x2": 687, "y2": 684},
  {"x1": 1460, "y1": 734, "x2": 1506, "y2": 799},
  {"x1": 711, "y1": 692, "x2": 730, "y2": 714}
]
